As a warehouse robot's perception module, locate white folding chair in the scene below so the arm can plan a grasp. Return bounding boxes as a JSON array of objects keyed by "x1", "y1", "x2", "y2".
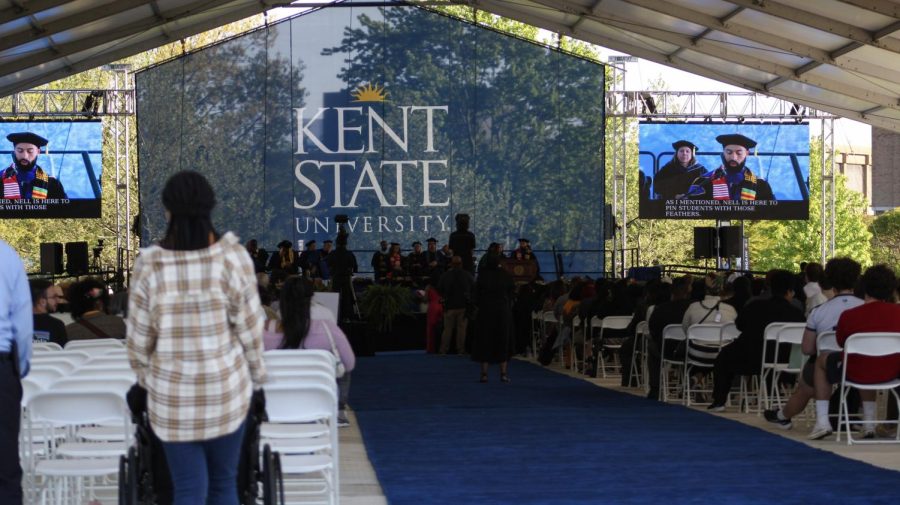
[
  {"x1": 816, "y1": 330, "x2": 839, "y2": 354},
  {"x1": 758, "y1": 322, "x2": 785, "y2": 412},
  {"x1": 683, "y1": 323, "x2": 725, "y2": 406},
  {"x1": 769, "y1": 324, "x2": 807, "y2": 408},
  {"x1": 28, "y1": 359, "x2": 78, "y2": 376},
  {"x1": 628, "y1": 321, "x2": 649, "y2": 389},
  {"x1": 32, "y1": 342, "x2": 63, "y2": 352},
  {"x1": 598, "y1": 315, "x2": 632, "y2": 378},
  {"x1": 64, "y1": 338, "x2": 124, "y2": 350},
  {"x1": 567, "y1": 315, "x2": 583, "y2": 373},
  {"x1": 660, "y1": 324, "x2": 686, "y2": 403},
  {"x1": 837, "y1": 333, "x2": 900, "y2": 445},
  {"x1": 530, "y1": 310, "x2": 543, "y2": 358},
  {"x1": 25, "y1": 390, "x2": 131, "y2": 505},
  {"x1": 264, "y1": 383, "x2": 339, "y2": 505}
]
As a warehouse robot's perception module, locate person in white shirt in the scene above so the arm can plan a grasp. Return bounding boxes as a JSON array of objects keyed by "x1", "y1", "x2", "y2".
[
  {"x1": 763, "y1": 257, "x2": 863, "y2": 430},
  {"x1": 802, "y1": 262, "x2": 828, "y2": 316}
]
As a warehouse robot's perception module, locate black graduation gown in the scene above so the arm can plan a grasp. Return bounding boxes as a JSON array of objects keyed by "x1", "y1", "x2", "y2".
[{"x1": 471, "y1": 267, "x2": 515, "y2": 364}]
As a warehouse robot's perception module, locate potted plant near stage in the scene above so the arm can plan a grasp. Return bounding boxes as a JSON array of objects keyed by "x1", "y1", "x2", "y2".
[{"x1": 359, "y1": 284, "x2": 414, "y2": 352}]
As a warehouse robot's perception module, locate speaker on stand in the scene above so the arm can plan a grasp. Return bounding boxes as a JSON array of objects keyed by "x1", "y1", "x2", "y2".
[
  {"x1": 39, "y1": 242, "x2": 64, "y2": 275},
  {"x1": 65, "y1": 242, "x2": 89, "y2": 276}
]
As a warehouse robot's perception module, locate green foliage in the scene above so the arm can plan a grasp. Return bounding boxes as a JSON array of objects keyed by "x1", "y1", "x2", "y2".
[
  {"x1": 746, "y1": 140, "x2": 871, "y2": 271},
  {"x1": 358, "y1": 284, "x2": 413, "y2": 332},
  {"x1": 870, "y1": 207, "x2": 900, "y2": 273}
]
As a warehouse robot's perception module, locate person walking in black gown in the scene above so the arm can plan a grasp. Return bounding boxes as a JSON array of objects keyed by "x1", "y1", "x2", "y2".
[{"x1": 471, "y1": 252, "x2": 515, "y2": 383}]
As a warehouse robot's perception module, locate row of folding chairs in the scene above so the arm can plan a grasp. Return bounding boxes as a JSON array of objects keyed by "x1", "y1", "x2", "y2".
[
  {"x1": 22, "y1": 343, "x2": 133, "y2": 505},
  {"x1": 531, "y1": 310, "x2": 634, "y2": 377},
  {"x1": 262, "y1": 349, "x2": 341, "y2": 505}
]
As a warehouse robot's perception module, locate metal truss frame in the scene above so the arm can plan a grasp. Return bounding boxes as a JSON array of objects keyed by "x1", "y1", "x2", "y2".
[
  {"x1": 606, "y1": 90, "x2": 837, "y2": 273},
  {"x1": 1, "y1": 78, "x2": 137, "y2": 283}
]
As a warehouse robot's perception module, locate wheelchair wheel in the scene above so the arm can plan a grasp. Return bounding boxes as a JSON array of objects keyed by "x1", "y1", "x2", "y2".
[
  {"x1": 262, "y1": 444, "x2": 285, "y2": 505},
  {"x1": 118, "y1": 454, "x2": 129, "y2": 505}
]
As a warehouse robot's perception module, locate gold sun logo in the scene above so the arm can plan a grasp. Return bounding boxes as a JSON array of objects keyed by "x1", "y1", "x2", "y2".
[{"x1": 351, "y1": 83, "x2": 388, "y2": 102}]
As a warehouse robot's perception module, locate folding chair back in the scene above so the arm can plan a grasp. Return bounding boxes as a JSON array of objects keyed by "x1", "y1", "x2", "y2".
[
  {"x1": 33, "y1": 342, "x2": 63, "y2": 352},
  {"x1": 816, "y1": 330, "x2": 839, "y2": 354},
  {"x1": 838, "y1": 333, "x2": 900, "y2": 444},
  {"x1": 65, "y1": 338, "x2": 124, "y2": 352},
  {"x1": 660, "y1": 325, "x2": 686, "y2": 403}
]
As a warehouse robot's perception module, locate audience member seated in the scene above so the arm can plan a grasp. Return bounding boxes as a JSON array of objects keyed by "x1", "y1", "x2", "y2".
[
  {"x1": 29, "y1": 279, "x2": 67, "y2": 346},
  {"x1": 803, "y1": 262, "x2": 828, "y2": 316},
  {"x1": 807, "y1": 264, "x2": 900, "y2": 440},
  {"x1": 681, "y1": 274, "x2": 736, "y2": 391},
  {"x1": 721, "y1": 275, "x2": 752, "y2": 314},
  {"x1": 707, "y1": 269, "x2": 805, "y2": 412},
  {"x1": 266, "y1": 275, "x2": 356, "y2": 426},
  {"x1": 646, "y1": 276, "x2": 692, "y2": 400},
  {"x1": 681, "y1": 274, "x2": 736, "y2": 334},
  {"x1": 764, "y1": 257, "x2": 863, "y2": 429},
  {"x1": 65, "y1": 278, "x2": 127, "y2": 340},
  {"x1": 620, "y1": 280, "x2": 670, "y2": 387}
]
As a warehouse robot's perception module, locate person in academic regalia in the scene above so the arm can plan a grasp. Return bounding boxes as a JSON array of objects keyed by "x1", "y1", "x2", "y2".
[
  {"x1": 405, "y1": 241, "x2": 428, "y2": 283},
  {"x1": 2, "y1": 132, "x2": 67, "y2": 200},
  {"x1": 449, "y1": 214, "x2": 476, "y2": 275},
  {"x1": 371, "y1": 240, "x2": 389, "y2": 282},
  {"x1": 471, "y1": 252, "x2": 515, "y2": 383},
  {"x1": 653, "y1": 140, "x2": 706, "y2": 200},
  {"x1": 687, "y1": 134, "x2": 775, "y2": 201}
]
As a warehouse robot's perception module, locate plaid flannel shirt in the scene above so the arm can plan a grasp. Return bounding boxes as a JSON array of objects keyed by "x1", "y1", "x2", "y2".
[{"x1": 127, "y1": 232, "x2": 267, "y2": 442}]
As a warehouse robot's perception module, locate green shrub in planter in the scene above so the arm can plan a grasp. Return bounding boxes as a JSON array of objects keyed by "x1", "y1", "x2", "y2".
[{"x1": 358, "y1": 284, "x2": 413, "y2": 333}]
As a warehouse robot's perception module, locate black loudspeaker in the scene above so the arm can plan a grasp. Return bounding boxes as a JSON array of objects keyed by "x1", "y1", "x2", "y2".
[
  {"x1": 65, "y1": 241, "x2": 89, "y2": 275},
  {"x1": 718, "y1": 226, "x2": 743, "y2": 257},
  {"x1": 603, "y1": 203, "x2": 615, "y2": 240},
  {"x1": 693, "y1": 227, "x2": 716, "y2": 259},
  {"x1": 39, "y1": 242, "x2": 64, "y2": 275}
]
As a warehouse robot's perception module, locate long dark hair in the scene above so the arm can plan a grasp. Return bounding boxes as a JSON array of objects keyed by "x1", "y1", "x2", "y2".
[
  {"x1": 160, "y1": 171, "x2": 218, "y2": 251},
  {"x1": 279, "y1": 275, "x2": 313, "y2": 349}
]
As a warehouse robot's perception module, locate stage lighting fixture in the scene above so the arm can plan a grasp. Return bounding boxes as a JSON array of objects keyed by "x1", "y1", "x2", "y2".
[
  {"x1": 640, "y1": 92, "x2": 657, "y2": 115},
  {"x1": 81, "y1": 90, "x2": 103, "y2": 117}
]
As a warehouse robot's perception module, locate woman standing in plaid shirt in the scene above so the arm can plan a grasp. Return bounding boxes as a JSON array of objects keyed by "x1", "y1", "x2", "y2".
[{"x1": 127, "y1": 171, "x2": 267, "y2": 505}]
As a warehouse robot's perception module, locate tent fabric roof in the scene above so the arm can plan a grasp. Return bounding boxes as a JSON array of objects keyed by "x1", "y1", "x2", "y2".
[
  {"x1": 0, "y1": 0, "x2": 278, "y2": 98},
  {"x1": 465, "y1": 0, "x2": 900, "y2": 132},
  {"x1": 1, "y1": 0, "x2": 899, "y2": 132}
]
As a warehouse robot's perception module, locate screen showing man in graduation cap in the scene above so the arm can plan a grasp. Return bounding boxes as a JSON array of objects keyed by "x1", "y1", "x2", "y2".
[
  {"x1": 3, "y1": 132, "x2": 67, "y2": 200},
  {"x1": 685, "y1": 133, "x2": 774, "y2": 201}
]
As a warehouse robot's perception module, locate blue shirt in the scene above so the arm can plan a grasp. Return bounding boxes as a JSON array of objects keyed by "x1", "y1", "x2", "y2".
[{"x1": 0, "y1": 239, "x2": 32, "y2": 377}]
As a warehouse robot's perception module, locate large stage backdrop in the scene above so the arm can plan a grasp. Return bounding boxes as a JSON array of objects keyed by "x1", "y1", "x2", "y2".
[{"x1": 136, "y1": 5, "x2": 605, "y2": 274}]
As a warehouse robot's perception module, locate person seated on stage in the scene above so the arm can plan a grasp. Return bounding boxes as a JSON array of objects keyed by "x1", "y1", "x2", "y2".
[
  {"x1": 30, "y1": 279, "x2": 67, "y2": 346},
  {"x1": 707, "y1": 269, "x2": 805, "y2": 412},
  {"x1": 405, "y1": 241, "x2": 428, "y2": 282},
  {"x1": 653, "y1": 140, "x2": 707, "y2": 200},
  {"x1": 268, "y1": 240, "x2": 300, "y2": 277},
  {"x1": 806, "y1": 264, "x2": 900, "y2": 440},
  {"x1": 438, "y1": 242, "x2": 453, "y2": 267},
  {"x1": 245, "y1": 239, "x2": 268, "y2": 274},
  {"x1": 764, "y1": 257, "x2": 862, "y2": 430},
  {"x1": 371, "y1": 240, "x2": 389, "y2": 282},
  {"x1": 299, "y1": 240, "x2": 322, "y2": 278},
  {"x1": 478, "y1": 243, "x2": 502, "y2": 274},
  {"x1": 65, "y1": 278, "x2": 126, "y2": 340},
  {"x1": 386, "y1": 242, "x2": 405, "y2": 280},
  {"x1": 2, "y1": 132, "x2": 67, "y2": 200},
  {"x1": 424, "y1": 237, "x2": 445, "y2": 278}
]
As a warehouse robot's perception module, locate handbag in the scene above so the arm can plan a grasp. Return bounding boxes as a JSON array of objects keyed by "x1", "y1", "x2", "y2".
[{"x1": 321, "y1": 321, "x2": 347, "y2": 378}]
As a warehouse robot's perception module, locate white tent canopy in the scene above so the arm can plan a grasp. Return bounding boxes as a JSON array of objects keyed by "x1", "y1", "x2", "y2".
[{"x1": 2, "y1": 0, "x2": 900, "y2": 132}]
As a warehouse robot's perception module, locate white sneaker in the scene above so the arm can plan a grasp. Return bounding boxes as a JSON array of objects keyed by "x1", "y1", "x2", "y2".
[{"x1": 808, "y1": 425, "x2": 833, "y2": 440}]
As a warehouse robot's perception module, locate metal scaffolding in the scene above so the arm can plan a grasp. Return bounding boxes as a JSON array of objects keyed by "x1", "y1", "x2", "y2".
[
  {"x1": 606, "y1": 89, "x2": 837, "y2": 274},
  {"x1": 1, "y1": 81, "x2": 138, "y2": 282}
]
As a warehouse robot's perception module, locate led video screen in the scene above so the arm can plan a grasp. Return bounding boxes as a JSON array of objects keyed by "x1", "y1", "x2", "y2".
[
  {"x1": 0, "y1": 120, "x2": 103, "y2": 218},
  {"x1": 638, "y1": 123, "x2": 810, "y2": 220}
]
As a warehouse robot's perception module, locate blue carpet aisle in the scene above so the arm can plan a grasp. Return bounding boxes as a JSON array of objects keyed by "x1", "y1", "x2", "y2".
[{"x1": 349, "y1": 354, "x2": 900, "y2": 505}]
